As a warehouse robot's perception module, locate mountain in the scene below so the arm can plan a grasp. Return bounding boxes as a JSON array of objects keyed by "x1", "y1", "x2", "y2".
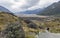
[
  {"x1": 39, "y1": 1, "x2": 60, "y2": 16},
  {"x1": 17, "y1": 8, "x2": 43, "y2": 14},
  {"x1": 0, "y1": 6, "x2": 11, "y2": 13}
]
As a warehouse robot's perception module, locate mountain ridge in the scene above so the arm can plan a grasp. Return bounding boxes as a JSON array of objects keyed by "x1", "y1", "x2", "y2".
[
  {"x1": 38, "y1": 1, "x2": 60, "y2": 16},
  {"x1": 0, "y1": 6, "x2": 11, "y2": 13},
  {"x1": 16, "y1": 8, "x2": 43, "y2": 14}
]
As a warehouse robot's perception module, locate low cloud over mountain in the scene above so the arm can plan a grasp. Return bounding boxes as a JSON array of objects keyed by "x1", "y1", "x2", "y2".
[{"x1": 0, "y1": 0, "x2": 59, "y2": 13}]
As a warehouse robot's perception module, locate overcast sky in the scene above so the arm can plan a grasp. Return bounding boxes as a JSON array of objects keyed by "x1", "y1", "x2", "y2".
[{"x1": 0, "y1": 0, "x2": 60, "y2": 13}]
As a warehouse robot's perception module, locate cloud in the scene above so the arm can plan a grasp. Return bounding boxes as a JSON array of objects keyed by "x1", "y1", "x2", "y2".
[
  {"x1": 10, "y1": 0, "x2": 40, "y2": 12},
  {"x1": 27, "y1": 0, "x2": 60, "y2": 10},
  {"x1": 0, "y1": 0, "x2": 60, "y2": 13}
]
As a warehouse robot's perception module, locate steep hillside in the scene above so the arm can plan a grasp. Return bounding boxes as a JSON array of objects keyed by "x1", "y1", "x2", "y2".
[
  {"x1": 0, "y1": 12, "x2": 25, "y2": 38},
  {"x1": 39, "y1": 1, "x2": 60, "y2": 16}
]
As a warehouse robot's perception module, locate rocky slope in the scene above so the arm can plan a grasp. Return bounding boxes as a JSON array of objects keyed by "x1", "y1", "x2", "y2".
[{"x1": 39, "y1": 1, "x2": 60, "y2": 16}]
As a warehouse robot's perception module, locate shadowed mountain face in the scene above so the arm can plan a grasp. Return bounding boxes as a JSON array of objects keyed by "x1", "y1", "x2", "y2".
[
  {"x1": 0, "y1": 6, "x2": 11, "y2": 13},
  {"x1": 39, "y1": 1, "x2": 60, "y2": 16}
]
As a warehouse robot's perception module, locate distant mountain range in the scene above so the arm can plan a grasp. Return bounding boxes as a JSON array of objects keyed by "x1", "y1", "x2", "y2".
[
  {"x1": 39, "y1": 1, "x2": 60, "y2": 16},
  {"x1": 17, "y1": 8, "x2": 43, "y2": 14},
  {"x1": 0, "y1": 5, "x2": 43, "y2": 14},
  {"x1": 0, "y1": 6, "x2": 11, "y2": 13},
  {"x1": 16, "y1": 1, "x2": 60, "y2": 15},
  {"x1": 0, "y1": 1, "x2": 60, "y2": 15}
]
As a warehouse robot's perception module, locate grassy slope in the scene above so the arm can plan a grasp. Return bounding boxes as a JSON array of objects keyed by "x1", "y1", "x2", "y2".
[
  {"x1": 0, "y1": 12, "x2": 19, "y2": 30},
  {"x1": 0, "y1": 12, "x2": 25, "y2": 38},
  {"x1": 20, "y1": 20, "x2": 40, "y2": 38}
]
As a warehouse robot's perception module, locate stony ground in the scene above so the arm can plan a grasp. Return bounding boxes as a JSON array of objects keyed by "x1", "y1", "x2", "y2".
[{"x1": 36, "y1": 30, "x2": 60, "y2": 38}]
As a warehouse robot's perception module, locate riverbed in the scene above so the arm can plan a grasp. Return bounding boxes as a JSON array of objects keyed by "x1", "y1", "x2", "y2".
[{"x1": 36, "y1": 30, "x2": 60, "y2": 38}]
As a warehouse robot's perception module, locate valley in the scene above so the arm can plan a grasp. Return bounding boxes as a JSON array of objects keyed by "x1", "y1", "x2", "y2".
[
  {"x1": 0, "y1": 12, "x2": 60, "y2": 38},
  {"x1": 16, "y1": 14, "x2": 60, "y2": 38},
  {"x1": 0, "y1": 0, "x2": 60, "y2": 38}
]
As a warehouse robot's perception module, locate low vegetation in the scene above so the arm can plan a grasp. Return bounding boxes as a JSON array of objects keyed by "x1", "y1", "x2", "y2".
[
  {"x1": 0, "y1": 12, "x2": 25, "y2": 38},
  {"x1": 0, "y1": 11, "x2": 60, "y2": 38}
]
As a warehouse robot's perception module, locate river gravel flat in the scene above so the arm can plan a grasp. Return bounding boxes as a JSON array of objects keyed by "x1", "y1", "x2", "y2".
[{"x1": 36, "y1": 30, "x2": 60, "y2": 38}]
